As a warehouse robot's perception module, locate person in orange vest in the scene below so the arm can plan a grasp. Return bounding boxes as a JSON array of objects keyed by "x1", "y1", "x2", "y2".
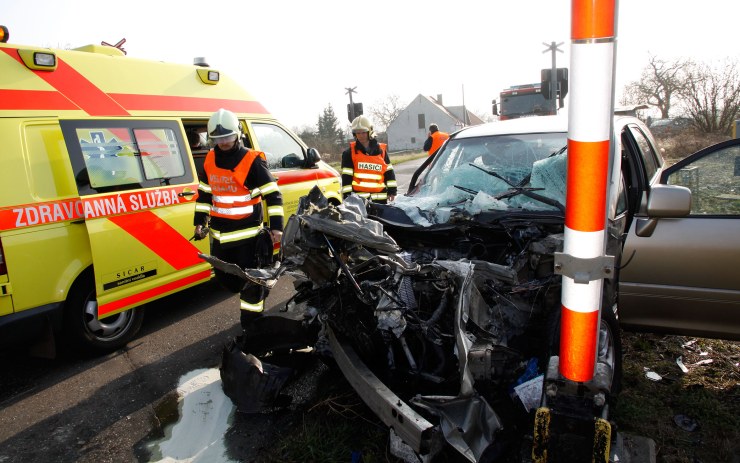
[
  {"x1": 193, "y1": 108, "x2": 283, "y2": 337},
  {"x1": 423, "y1": 123, "x2": 450, "y2": 157},
  {"x1": 341, "y1": 115, "x2": 397, "y2": 203}
]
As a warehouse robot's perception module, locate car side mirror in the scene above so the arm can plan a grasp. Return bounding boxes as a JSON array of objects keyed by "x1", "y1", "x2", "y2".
[
  {"x1": 635, "y1": 184, "x2": 692, "y2": 237},
  {"x1": 305, "y1": 148, "x2": 321, "y2": 168}
]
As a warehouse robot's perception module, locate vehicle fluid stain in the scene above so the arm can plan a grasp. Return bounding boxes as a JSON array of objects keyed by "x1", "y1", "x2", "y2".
[{"x1": 142, "y1": 368, "x2": 238, "y2": 463}]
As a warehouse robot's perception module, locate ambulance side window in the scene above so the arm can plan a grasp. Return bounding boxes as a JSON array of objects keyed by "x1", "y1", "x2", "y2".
[
  {"x1": 134, "y1": 128, "x2": 186, "y2": 180},
  {"x1": 60, "y1": 120, "x2": 194, "y2": 195},
  {"x1": 251, "y1": 123, "x2": 305, "y2": 170},
  {"x1": 78, "y1": 128, "x2": 144, "y2": 189}
]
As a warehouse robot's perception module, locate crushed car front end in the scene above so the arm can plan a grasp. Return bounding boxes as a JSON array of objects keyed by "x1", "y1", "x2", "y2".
[{"x1": 217, "y1": 115, "x2": 624, "y2": 462}]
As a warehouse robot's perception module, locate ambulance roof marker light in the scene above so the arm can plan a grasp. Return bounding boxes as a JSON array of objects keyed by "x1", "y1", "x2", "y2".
[
  {"x1": 1, "y1": 25, "x2": 56, "y2": 70},
  {"x1": 194, "y1": 57, "x2": 219, "y2": 85},
  {"x1": 18, "y1": 48, "x2": 57, "y2": 71}
]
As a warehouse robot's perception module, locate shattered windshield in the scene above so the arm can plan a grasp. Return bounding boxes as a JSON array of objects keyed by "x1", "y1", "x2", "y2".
[{"x1": 397, "y1": 132, "x2": 568, "y2": 224}]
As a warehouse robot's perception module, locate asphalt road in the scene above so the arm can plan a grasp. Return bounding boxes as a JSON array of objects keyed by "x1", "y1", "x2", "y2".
[
  {"x1": 392, "y1": 155, "x2": 426, "y2": 194},
  {"x1": 0, "y1": 280, "x2": 234, "y2": 462},
  {"x1": 0, "y1": 274, "x2": 331, "y2": 463}
]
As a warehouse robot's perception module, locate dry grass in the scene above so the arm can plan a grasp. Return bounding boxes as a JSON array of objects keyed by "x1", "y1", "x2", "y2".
[
  {"x1": 615, "y1": 333, "x2": 740, "y2": 462},
  {"x1": 656, "y1": 130, "x2": 731, "y2": 166}
]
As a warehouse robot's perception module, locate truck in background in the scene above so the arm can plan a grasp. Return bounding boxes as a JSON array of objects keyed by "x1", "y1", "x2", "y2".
[
  {"x1": 491, "y1": 83, "x2": 555, "y2": 120},
  {"x1": 493, "y1": 69, "x2": 569, "y2": 120}
]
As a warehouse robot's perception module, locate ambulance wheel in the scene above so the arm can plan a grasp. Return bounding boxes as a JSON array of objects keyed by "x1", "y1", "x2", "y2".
[{"x1": 63, "y1": 273, "x2": 145, "y2": 353}]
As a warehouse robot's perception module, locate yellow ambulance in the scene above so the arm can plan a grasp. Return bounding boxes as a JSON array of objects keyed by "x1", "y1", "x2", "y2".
[{"x1": 0, "y1": 25, "x2": 341, "y2": 353}]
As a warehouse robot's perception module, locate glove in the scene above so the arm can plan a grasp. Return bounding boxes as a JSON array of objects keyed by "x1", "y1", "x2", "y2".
[
  {"x1": 192, "y1": 224, "x2": 209, "y2": 241},
  {"x1": 270, "y1": 229, "x2": 283, "y2": 245}
]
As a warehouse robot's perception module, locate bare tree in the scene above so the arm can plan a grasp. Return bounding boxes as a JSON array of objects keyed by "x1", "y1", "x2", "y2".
[
  {"x1": 622, "y1": 55, "x2": 691, "y2": 118},
  {"x1": 680, "y1": 59, "x2": 740, "y2": 135},
  {"x1": 368, "y1": 94, "x2": 404, "y2": 132}
]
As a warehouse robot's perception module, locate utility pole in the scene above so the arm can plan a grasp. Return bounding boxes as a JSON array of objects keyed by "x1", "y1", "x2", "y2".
[
  {"x1": 461, "y1": 84, "x2": 469, "y2": 126},
  {"x1": 542, "y1": 41, "x2": 564, "y2": 113},
  {"x1": 345, "y1": 86, "x2": 358, "y2": 121}
]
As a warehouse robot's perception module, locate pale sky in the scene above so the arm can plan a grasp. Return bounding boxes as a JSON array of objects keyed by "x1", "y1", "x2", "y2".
[{"x1": 2, "y1": 0, "x2": 737, "y2": 131}]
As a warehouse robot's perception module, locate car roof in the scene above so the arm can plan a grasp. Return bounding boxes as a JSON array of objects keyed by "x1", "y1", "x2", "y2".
[
  {"x1": 453, "y1": 113, "x2": 643, "y2": 139},
  {"x1": 454, "y1": 115, "x2": 569, "y2": 139}
]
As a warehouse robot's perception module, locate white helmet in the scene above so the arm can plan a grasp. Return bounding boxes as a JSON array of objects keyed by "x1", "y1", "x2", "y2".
[
  {"x1": 207, "y1": 108, "x2": 240, "y2": 141},
  {"x1": 351, "y1": 115, "x2": 374, "y2": 138}
]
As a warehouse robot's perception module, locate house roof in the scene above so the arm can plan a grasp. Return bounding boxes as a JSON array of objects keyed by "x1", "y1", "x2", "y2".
[
  {"x1": 424, "y1": 94, "x2": 483, "y2": 127},
  {"x1": 446, "y1": 105, "x2": 485, "y2": 126}
]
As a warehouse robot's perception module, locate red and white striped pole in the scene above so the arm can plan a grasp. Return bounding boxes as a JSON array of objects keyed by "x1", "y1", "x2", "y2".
[{"x1": 559, "y1": 0, "x2": 617, "y2": 382}]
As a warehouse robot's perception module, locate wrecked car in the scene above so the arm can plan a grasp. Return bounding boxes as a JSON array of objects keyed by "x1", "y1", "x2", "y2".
[{"x1": 211, "y1": 114, "x2": 720, "y2": 462}]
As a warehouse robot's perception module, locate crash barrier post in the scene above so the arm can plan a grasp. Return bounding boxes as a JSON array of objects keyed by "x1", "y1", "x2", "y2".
[
  {"x1": 558, "y1": 0, "x2": 617, "y2": 383},
  {"x1": 533, "y1": 2, "x2": 618, "y2": 461}
]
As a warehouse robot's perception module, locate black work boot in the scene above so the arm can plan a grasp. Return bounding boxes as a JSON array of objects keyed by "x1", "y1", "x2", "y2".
[{"x1": 237, "y1": 310, "x2": 262, "y2": 352}]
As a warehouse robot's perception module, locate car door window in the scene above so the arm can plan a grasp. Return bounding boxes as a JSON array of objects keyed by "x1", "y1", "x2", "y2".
[
  {"x1": 627, "y1": 125, "x2": 661, "y2": 183},
  {"x1": 666, "y1": 143, "x2": 740, "y2": 216},
  {"x1": 615, "y1": 174, "x2": 628, "y2": 216},
  {"x1": 619, "y1": 130, "x2": 649, "y2": 215},
  {"x1": 251, "y1": 123, "x2": 305, "y2": 170}
]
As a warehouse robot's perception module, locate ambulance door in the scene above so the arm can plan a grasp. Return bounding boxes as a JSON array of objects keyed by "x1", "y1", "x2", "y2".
[
  {"x1": 60, "y1": 120, "x2": 210, "y2": 319},
  {"x1": 248, "y1": 121, "x2": 342, "y2": 218}
]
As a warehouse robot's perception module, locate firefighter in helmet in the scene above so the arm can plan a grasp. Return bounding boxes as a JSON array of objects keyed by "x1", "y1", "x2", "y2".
[
  {"x1": 340, "y1": 115, "x2": 397, "y2": 203},
  {"x1": 193, "y1": 108, "x2": 283, "y2": 336}
]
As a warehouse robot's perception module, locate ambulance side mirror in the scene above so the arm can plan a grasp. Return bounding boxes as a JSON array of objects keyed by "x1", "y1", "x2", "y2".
[{"x1": 305, "y1": 148, "x2": 321, "y2": 168}]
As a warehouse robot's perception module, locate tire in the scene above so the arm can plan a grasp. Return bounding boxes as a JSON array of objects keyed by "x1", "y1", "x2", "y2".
[
  {"x1": 597, "y1": 305, "x2": 622, "y2": 393},
  {"x1": 63, "y1": 271, "x2": 145, "y2": 354}
]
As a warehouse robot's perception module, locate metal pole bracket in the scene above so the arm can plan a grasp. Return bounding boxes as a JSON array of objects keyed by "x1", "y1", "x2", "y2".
[{"x1": 553, "y1": 252, "x2": 615, "y2": 284}]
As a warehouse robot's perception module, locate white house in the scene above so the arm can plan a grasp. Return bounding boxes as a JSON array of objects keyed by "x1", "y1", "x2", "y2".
[{"x1": 386, "y1": 94, "x2": 484, "y2": 152}]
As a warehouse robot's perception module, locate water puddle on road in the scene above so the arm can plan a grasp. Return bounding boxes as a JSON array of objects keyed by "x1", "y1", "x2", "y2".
[{"x1": 142, "y1": 368, "x2": 238, "y2": 463}]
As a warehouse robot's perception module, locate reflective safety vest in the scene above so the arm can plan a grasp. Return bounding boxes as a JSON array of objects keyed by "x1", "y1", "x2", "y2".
[
  {"x1": 350, "y1": 141, "x2": 389, "y2": 193},
  {"x1": 203, "y1": 149, "x2": 264, "y2": 220},
  {"x1": 428, "y1": 131, "x2": 450, "y2": 156}
]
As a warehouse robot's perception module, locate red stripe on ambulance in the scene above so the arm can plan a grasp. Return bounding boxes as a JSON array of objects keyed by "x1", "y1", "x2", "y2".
[
  {"x1": 0, "y1": 198, "x2": 84, "y2": 231},
  {"x1": 109, "y1": 94, "x2": 269, "y2": 115},
  {"x1": 0, "y1": 186, "x2": 196, "y2": 231},
  {"x1": 1, "y1": 49, "x2": 268, "y2": 116},
  {"x1": 0, "y1": 89, "x2": 78, "y2": 111},
  {"x1": 108, "y1": 211, "x2": 203, "y2": 271},
  {"x1": 98, "y1": 269, "x2": 211, "y2": 317},
  {"x1": 1, "y1": 49, "x2": 130, "y2": 116},
  {"x1": 273, "y1": 169, "x2": 338, "y2": 185}
]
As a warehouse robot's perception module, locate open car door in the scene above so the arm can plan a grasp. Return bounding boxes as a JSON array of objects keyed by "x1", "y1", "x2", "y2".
[
  {"x1": 620, "y1": 138, "x2": 740, "y2": 340},
  {"x1": 60, "y1": 119, "x2": 211, "y2": 319}
]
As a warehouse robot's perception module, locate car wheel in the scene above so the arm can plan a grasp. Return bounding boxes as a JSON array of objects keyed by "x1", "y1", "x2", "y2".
[
  {"x1": 64, "y1": 272, "x2": 144, "y2": 353},
  {"x1": 597, "y1": 305, "x2": 622, "y2": 393}
]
